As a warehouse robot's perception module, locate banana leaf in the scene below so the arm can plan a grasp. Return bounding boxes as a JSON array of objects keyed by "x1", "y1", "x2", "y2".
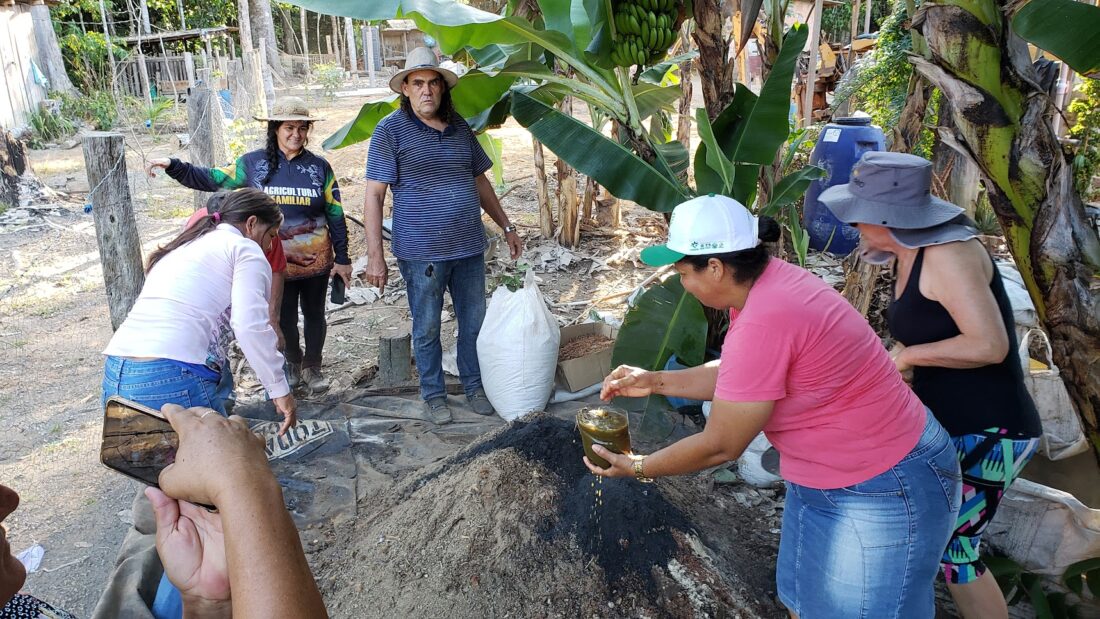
[
  {"x1": 633, "y1": 82, "x2": 683, "y2": 121},
  {"x1": 286, "y1": 0, "x2": 618, "y2": 94},
  {"x1": 655, "y1": 140, "x2": 690, "y2": 178},
  {"x1": 476, "y1": 132, "x2": 505, "y2": 189},
  {"x1": 1011, "y1": 0, "x2": 1100, "y2": 76},
  {"x1": 451, "y1": 69, "x2": 520, "y2": 118},
  {"x1": 696, "y1": 107, "x2": 735, "y2": 193},
  {"x1": 612, "y1": 274, "x2": 707, "y2": 371},
  {"x1": 511, "y1": 90, "x2": 689, "y2": 211},
  {"x1": 612, "y1": 274, "x2": 706, "y2": 439},
  {"x1": 693, "y1": 86, "x2": 758, "y2": 195},
  {"x1": 723, "y1": 23, "x2": 807, "y2": 165},
  {"x1": 467, "y1": 91, "x2": 514, "y2": 132},
  {"x1": 639, "y1": 51, "x2": 700, "y2": 84},
  {"x1": 735, "y1": 0, "x2": 766, "y2": 56},
  {"x1": 760, "y1": 165, "x2": 825, "y2": 217},
  {"x1": 322, "y1": 95, "x2": 399, "y2": 150}
]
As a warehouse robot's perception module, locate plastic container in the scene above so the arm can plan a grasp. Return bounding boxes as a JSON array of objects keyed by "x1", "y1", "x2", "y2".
[
  {"x1": 802, "y1": 117, "x2": 885, "y2": 255},
  {"x1": 576, "y1": 406, "x2": 631, "y2": 468}
]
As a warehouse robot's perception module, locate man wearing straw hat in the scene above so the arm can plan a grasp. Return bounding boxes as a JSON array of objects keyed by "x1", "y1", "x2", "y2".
[{"x1": 363, "y1": 47, "x2": 523, "y2": 425}]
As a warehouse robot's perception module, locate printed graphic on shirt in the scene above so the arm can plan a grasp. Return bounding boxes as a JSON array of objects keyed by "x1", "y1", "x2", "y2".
[{"x1": 267, "y1": 177, "x2": 338, "y2": 279}]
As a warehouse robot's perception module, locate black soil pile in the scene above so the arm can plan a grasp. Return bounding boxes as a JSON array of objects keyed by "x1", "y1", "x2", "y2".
[{"x1": 315, "y1": 414, "x2": 784, "y2": 618}]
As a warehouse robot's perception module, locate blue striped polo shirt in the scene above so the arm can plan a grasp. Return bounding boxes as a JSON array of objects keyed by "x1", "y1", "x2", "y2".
[{"x1": 365, "y1": 108, "x2": 493, "y2": 261}]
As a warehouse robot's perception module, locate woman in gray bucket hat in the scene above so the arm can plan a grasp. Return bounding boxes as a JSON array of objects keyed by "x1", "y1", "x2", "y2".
[{"x1": 821, "y1": 151, "x2": 1042, "y2": 619}]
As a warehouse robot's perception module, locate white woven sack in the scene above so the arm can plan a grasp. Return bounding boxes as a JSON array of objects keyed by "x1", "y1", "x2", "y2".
[
  {"x1": 1019, "y1": 328, "x2": 1089, "y2": 461},
  {"x1": 476, "y1": 270, "x2": 560, "y2": 421},
  {"x1": 985, "y1": 479, "x2": 1100, "y2": 577}
]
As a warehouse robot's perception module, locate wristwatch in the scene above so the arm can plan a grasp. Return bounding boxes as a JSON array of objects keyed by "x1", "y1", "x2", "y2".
[{"x1": 503, "y1": 224, "x2": 517, "y2": 234}]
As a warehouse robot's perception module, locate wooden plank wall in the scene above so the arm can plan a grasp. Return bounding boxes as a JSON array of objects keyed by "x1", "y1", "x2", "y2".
[{"x1": 0, "y1": 5, "x2": 48, "y2": 130}]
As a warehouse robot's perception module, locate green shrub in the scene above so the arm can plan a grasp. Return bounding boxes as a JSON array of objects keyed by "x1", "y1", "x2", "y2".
[
  {"x1": 312, "y1": 63, "x2": 344, "y2": 100},
  {"x1": 59, "y1": 90, "x2": 119, "y2": 130},
  {"x1": 26, "y1": 107, "x2": 76, "y2": 148},
  {"x1": 1068, "y1": 78, "x2": 1100, "y2": 202}
]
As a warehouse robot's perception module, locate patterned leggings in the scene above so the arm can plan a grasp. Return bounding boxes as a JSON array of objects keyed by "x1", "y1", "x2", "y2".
[{"x1": 942, "y1": 428, "x2": 1040, "y2": 584}]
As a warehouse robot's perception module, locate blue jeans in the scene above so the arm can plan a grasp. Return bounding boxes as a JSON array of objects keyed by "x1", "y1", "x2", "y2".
[
  {"x1": 397, "y1": 254, "x2": 486, "y2": 401},
  {"x1": 776, "y1": 410, "x2": 962, "y2": 618},
  {"x1": 101, "y1": 356, "x2": 224, "y2": 414}
]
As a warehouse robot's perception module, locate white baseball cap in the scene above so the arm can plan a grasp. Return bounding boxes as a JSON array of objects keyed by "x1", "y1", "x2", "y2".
[{"x1": 640, "y1": 194, "x2": 760, "y2": 266}]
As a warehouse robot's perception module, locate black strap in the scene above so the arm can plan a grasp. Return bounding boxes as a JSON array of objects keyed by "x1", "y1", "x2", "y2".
[{"x1": 959, "y1": 433, "x2": 1002, "y2": 473}]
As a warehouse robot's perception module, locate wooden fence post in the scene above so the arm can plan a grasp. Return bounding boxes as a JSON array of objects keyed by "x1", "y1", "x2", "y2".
[
  {"x1": 82, "y1": 132, "x2": 144, "y2": 331},
  {"x1": 186, "y1": 80, "x2": 229, "y2": 210},
  {"x1": 377, "y1": 334, "x2": 412, "y2": 385},
  {"x1": 183, "y1": 52, "x2": 196, "y2": 87}
]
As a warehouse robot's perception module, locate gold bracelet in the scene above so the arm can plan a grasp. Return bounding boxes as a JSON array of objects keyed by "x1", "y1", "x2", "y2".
[{"x1": 632, "y1": 456, "x2": 655, "y2": 483}]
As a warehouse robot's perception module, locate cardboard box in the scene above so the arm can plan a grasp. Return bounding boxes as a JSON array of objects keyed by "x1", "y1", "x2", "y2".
[{"x1": 556, "y1": 323, "x2": 618, "y2": 392}]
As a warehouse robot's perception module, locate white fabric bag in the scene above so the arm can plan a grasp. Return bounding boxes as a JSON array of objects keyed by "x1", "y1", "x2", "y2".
[
  {"x1": 986, "y1": 479, "x2": 1100, "y2": 577},
  {"x1": 1019, "y1": 328, "x2": 1089, "y2": 461},
  {"x1": 476, "y1": 270, "x2": 560, "y2": 421}
]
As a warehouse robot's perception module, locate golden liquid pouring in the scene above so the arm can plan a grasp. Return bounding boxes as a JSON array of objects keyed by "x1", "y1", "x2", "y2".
[{"x1": 576, "y1": 406, "x2": 631, "y2": 469}]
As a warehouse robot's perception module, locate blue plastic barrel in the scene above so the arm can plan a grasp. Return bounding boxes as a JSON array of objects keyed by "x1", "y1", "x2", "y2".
[{"x1": 802, "y1": 117, "x2": 885, "y2": 255}]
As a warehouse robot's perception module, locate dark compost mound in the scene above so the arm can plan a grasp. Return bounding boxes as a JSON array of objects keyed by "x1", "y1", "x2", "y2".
[{"x1": 315, "y1": 414, "x2": 783, "y2": 618}]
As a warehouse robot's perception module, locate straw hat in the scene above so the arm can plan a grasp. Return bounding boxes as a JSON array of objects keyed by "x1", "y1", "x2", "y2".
[
  {"x1": 388, "y1": 46, "x2": 459, "y2": 95},
  {"x1": 254, "y1": 97, "x2": 324, "y2": 123}
]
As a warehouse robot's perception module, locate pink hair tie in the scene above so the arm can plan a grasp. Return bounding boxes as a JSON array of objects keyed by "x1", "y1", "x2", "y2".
[{"x1": 212, "y1": 212, "x2": 221, "y2": 223}]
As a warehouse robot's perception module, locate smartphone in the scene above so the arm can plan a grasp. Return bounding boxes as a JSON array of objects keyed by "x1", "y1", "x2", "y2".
[
  {"x1": 330, "y1": 275, "x2": 346, "y2": 305},
  {"x1": 101, "y1": 396, "x2": 215, "y2": 510}
]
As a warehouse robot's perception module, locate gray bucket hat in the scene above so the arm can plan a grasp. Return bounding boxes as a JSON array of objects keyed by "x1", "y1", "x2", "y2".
[
  {"x1": 818, "y1": 151, "x2": 964, "y2": 230},
  {"x1": 389, "y1": 46, "x2": 459, "y2": 94}
]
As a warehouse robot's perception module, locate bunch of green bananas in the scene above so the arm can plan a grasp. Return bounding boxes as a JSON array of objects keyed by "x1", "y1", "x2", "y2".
[{"x1": 610, "y1": 0, "x2": 680, "y2": 67}]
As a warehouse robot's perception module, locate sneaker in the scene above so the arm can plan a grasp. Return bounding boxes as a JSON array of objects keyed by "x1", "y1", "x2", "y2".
[
  {"x1": 466, "y1": 389, "x2": 495, "y2": 416},
  {"x1": 425, "y1": 397, "x2": 453, "y2": 425},
  {"x1": 287, "y1": 362, "x2": 303, "y2": 390},
  {"x1": 302, "y1": 366, "x2": 330, "y2": 394}
]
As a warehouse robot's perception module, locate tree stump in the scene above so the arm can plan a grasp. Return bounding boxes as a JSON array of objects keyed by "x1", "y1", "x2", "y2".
[
  {"x1": 376, "y1": 333, "x2": 412, "y2": 386},
  {"x1": 82, "y1": 132, "x2": 144, "y2": 331},
  {"x1": 0, "y1": 130, "x2": 30, "y2": 212}
]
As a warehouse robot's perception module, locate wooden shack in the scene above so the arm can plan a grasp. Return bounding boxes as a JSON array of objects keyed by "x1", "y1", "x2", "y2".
[
  {"x1": 0, "y1": 0, "x2": 61, "y2": 129},
  {"x1": 379, "y1": 19, "x2": 429, "y2": 70}
]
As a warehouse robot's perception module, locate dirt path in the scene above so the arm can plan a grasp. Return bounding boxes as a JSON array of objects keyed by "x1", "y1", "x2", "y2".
[{"x1": 1, "y1": 93, "x2": 670, "y2": 615}]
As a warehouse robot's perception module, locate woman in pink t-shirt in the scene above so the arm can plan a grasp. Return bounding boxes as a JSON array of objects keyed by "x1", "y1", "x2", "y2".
[{"x1": 586, "y1": 194, "x2": 961, "y2": 618}]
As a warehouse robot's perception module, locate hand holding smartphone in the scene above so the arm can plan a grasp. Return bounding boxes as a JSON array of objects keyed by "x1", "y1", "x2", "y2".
[{"x1": 101, "y1": 398, "x2": 272, "y2": 510}]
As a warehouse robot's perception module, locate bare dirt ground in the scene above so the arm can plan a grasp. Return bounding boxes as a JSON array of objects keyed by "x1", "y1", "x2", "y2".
[{"x1": 0, "y1": 91, "x2": 682, "y2": 615}]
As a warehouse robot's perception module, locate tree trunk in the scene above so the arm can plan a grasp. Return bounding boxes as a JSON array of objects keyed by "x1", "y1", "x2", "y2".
[
  {"x1": 677, "y1": 21, "x2": 694, "y2": 152},
  {"x1": 533, "y1": 139, "x2": 553, "y2": 239},
  {"x1": 0, "y1": 131, "x2": 31, "y2": 211},
  {"x1": 914, "y1": 1, "x2": 1100, "y2": 463},
  {"x1": 555, "y1": 98, "x2": 580, "y2": 248},
  {"x1": 30, "y1": 5, "x2": 76, "y2": 94},
  {"x1": 248, "y1": 0, "x2": 283, "y2": 80},
  {"x1": 692, "y1": 0, "x2": 735, "y2": 120},
  {"x1": 890, "y1": 72, "x2": 934, "y2": 153},
  {"x1": 930, "y1": 96, "x2": 980, "y2": 217}
]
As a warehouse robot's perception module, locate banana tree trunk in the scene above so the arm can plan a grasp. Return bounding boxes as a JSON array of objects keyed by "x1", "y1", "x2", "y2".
[
  {"x1": 914, "y1": 0, "x2": 1100, "y2": 462},
  {"x1": 677, "y1": 21, "x2": 694, "y2": 151},
  {"x1": 533, "y1": 139, "x2": 554, "y2": 239},
  {"x1": 556, "y1": 96, "x2": 580, "y2": 248},
  {"x1": 692, "y1": 0, "x2": 735, "y2": 119},
  {"x1": 890, "y1": 73, "x2": 934, "y2": 153}
]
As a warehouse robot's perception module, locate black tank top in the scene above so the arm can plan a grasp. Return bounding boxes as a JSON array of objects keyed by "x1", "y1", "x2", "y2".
[{"x1": 886, "y1": 247, "x2": 1041, "y2": 438}]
